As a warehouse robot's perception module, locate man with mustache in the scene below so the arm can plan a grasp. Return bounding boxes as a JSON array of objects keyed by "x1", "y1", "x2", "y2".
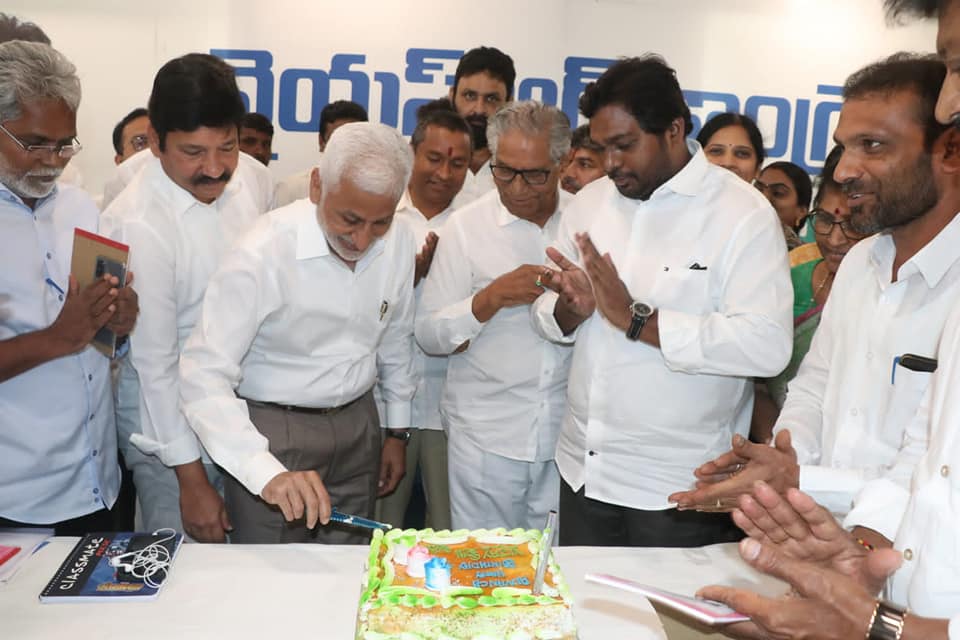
[
  {"x1": 374, "y1": 107, "x2": 472, "y2": 530},
  {"x1": 561, "y1": 124, "x2": 606, "y2": 194},
  {"x1": 179, "y1": 123, "x2": 416, "y2": 544},
  {"x1": 417, "y1": 101, "x2": 574, "y2": 530},
  {"x1": 449, "y1": 46, "x2": 515, "y2": 207},
  {"x1": 533, "y1": 55, "x2": 793, "y2": 546},
  {"x1": 100, "y1": 53, "x2": 266, "y2": 542},
  {"x1": 670, "y1": 54, "x2": 960, "y2": 533},
  {"x1": 0, "y1": 41, "x2": 138, "y2": 534}
]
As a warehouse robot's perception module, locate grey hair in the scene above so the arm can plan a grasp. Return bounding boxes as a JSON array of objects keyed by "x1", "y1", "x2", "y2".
[
  {"x1": 0, "y1": 41, "x2": 80, "y2": 122},
  {"x1": 319, "y1": 121, "x2": 412, "y2": 202},
  {"x1": 487, "y1": 101, "x2": 572, "y2": 166}
]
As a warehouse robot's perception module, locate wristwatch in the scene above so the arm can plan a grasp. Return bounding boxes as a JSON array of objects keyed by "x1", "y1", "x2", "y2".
[
  {"x1": 385, "y1": 429, "x2": 412, "y2": 444},
  {"x1": 626, "y1": 301, "x2": 655, "y2": 341},
  {"x1": 866, "y1": 600, "x2": 907, "y2": 640}
]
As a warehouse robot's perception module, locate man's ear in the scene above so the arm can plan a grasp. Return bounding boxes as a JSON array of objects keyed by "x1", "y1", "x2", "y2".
[
  {"x1": 937, "y1": 127, "x2": 960, "y2": 173},
  {"x1": 309, "y1": 167, "x2": 322, "y2": 204},
  {"x1": 667, "y1": 117, "x2": 686, "y2": 143}
]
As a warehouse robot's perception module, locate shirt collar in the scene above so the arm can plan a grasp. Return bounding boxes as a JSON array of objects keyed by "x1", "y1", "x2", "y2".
[
  {"x1": 397, "y1": 188, "x2": 455, "y2": 222},
  {"x1": 0, "y1": 179, "x2": 59, "y2": 212},
  {"x1": 494, "y1": 189, "x2": 563, "y2": 227},
  {"x1": 873, "y1": 211, "x2": 960, "y2": 288},
  {"x1": 648, "y1": 139, "x2": 706, "y2": 199}
]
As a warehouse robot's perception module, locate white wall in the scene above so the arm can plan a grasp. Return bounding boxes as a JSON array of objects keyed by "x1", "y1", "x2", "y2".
[{"x1": 6, "y1": 0, "x2": 937, "y2": 195}]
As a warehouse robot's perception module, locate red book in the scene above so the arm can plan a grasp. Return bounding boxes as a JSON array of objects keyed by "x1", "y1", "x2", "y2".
[{"x1": 0, "y1": 545, "x2": 21, "y2": 567}]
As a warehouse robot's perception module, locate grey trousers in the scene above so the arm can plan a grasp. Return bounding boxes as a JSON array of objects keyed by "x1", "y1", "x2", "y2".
[{"x1": 226, "y1": 390, "x2": 381, "y2": 544}]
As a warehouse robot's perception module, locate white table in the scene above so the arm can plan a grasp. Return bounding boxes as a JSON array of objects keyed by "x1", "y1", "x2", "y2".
[{"x1": 0, "y1": 539, "x2": 783, "y2": 639}]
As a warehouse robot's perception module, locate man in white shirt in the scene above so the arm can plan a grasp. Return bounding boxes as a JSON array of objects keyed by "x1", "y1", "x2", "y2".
[
  {"x1": 693, "y1": 5, "x2": 960, "y2": 639},
  {"x1": 273, "y1": 100, "x2": 368, "y2": 208},
  {"x1": 100, "y1": 53, "x2": 266, "y2": 542},
  {"x1": 533, "y1": 56, "x2": 792, "y2": 546},
  {"x1": 417, "y1": 101, "x2": 573, "y2": 531},
  {"x1": 375, "y1": 108, "x2": 472, "y2": 530},
  {"x1": 449, "y1": 46, "x2": 515, "y2": 208},
  {"x1": 179, "y1": 123, "x2": 416, "y2": 544},
  {"x1": 671, "y1": 54, "x2": 960, "y2": 521}
]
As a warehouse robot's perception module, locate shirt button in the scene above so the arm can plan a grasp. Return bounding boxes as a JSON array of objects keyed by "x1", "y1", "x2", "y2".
[
  {"x1": 588, "y1": 450, "x2": 597, "y2": 457},
  {"x1": 58, "y1": 295, "x2": 64, "y2": 301},
  {"x1": 941, "y1": 465, "x2": 950, "y2": 478},
  {"x1": 46, "y1": 252, "x2": 52, "y2": 259},
  {"x1": 903, "y1": 548, "x2": 913, "y2": 561},
  {"x1": 93, "y1": 488, "x2": 99, "y2": 495},
  {"x1": 866, "y1": 352, "x2": 873, "y2": 360},
  {"x1": 88, "y1": 374, "x2": 93, "y2": 381},
  {"x1": 850, "y1": 408, "x2": 859, "y2": 416},
  {"x1": 89, "y1": 414, "x2": 95, "y2": 420},
  {"x1": 92, "y1": 450, "x2": 98, "y2": 457}
]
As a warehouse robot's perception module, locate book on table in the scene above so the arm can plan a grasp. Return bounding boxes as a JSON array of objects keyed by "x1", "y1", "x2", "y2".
[{"x1": 39, "y1": 531, "x2": 183, "y2": 603}]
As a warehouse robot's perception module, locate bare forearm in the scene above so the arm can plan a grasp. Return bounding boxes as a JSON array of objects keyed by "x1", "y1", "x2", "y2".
[
  {"x1": 471, "y1": 288, "x2": 500, "y2": 324},
  {"x1": 0, "y1": 328, "x2": 72, "y2": 383},
  {"x1": 902, "y1": 614, "x2": 950, "y2": 640},
  {"x1": 554, "y1": 299, "x2": 588, "y2": 336},
  {"x1": 174, "y1": 458, "x2": 210, "y2": 490}
]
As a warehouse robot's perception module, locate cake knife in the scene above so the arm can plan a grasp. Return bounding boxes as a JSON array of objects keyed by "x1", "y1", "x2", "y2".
[{"x1": 329, "y1": 507, "x2": 393, "y2": 531}]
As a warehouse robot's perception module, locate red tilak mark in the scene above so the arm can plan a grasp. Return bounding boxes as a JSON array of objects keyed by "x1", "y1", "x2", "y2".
[
  {"x1": 447, "y1": 146, "x2": 453, "y2": 157},
  {"x1": 834, "y1": 208, "x2": 841, "y2": 215}
]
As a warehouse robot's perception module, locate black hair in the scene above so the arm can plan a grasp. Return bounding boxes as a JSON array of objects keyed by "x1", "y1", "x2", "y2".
[
  {"x1": 147, "y1": 53, "x2": 246, "y2": 151},
  {"x1": 410, "y1": 106, "x2": 473, "y2": 150},
  {"x1": 696, "y1": 112, "x2": 765, "y2": 168},
  {"x1": 762, "y1": 161, "x2": 813, "y2": 209},
  {"x1": 453, "y1": 46, "x2": 516, "y2": 100},
  {"x1": 240, "y1": 112, "x2": 274, "y2": 137},
  {"x1": 812, "y1": 145, "x2": 843, "y2": 210},
  {"x1": 579, "y1": 55, "x2": 693, "y2": 136},
  {"x1": 416, "y1": 97, "x2": 455, "y2": 120},
  {"x1": 883, "y1": 0, "x2": 945, "y2": 19},
  {"x1": 111, "y1": 107, "x2": 148, "y2": 155},
  {"x1": 570, "y1": 124, "x2": 603, "y2": 153},
  {"x1": 843, "y1": 52, "x2": 947, "y2": 149},
  {"x1": 0, "y1": 13, "x2": 50, "y2": 44},
  {"x1": 319, "y1": 100, "x2": 368, "y2": 140}
]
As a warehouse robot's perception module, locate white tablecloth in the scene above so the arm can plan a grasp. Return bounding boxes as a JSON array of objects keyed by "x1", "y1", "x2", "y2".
[{"x1": 0, "y1": 539, "x2": 784, "y2": 639}]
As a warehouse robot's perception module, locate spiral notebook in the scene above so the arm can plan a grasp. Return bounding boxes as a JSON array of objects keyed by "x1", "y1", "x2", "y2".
[{"x1": 39, "y1": 531, "x2": 182, "y2": 603}]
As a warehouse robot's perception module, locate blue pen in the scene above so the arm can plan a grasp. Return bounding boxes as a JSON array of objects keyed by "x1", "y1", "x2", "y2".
[
  {"x1": 329, "y1": 507, "x2": 392, "y2": 531},
  {"x1": 891, "y1": 356, "x2": 902, "y2": 384},
  {"x1": 45, "y1": 277, "x2": 65, "y2": 296}
]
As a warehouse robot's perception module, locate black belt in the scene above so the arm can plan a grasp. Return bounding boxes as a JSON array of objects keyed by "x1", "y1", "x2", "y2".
[{"x1": 242, "y1": 395, "x2": 362, "y2": 416}]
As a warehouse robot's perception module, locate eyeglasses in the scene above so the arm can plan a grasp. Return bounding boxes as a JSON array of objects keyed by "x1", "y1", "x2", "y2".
[
  {"x1": 0, "y1": 122, "x2": 82, "y2": 159},
  {"x1": 490, "y1": 163, "x2": 551, "y2": 186},
  {"x1": 811, "y1": 209, "x2": 867, "y2": 241},
  {"x1": 128, "y1": 134, "x2": 149, "y2": 153}
]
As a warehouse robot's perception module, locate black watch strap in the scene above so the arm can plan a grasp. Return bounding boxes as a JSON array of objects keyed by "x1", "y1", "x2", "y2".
[
  {"x1": 385, "y1": 429, "x2": 411, "y2": 443},
  {"x1": 626, "y1": 301, "x2": 654, "y2": 341}
]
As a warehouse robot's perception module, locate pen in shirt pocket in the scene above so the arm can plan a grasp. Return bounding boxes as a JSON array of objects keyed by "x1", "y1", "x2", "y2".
[
  {"x1": 379, "y1": 300, "x2": 389, "y2": 321},
  {"x1": 891, "y1": 353, "x2": 938, "y2": 384}
]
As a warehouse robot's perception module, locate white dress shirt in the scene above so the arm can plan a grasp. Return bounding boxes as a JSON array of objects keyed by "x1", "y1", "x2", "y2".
[
  {"x1": 273, "y1": 168, "x2": 313, "y2": 209},
  {"x1": 99, "y1": 157, "x2": 264, "y2": 467},
  {"x1": 102, "y1": 149, "x2": 274, "y2": 213},
  {"x1": 532, "y1": 142, "x2": 793, "y2": 510},
  {"x1": 843, "y1": 300, "x2": 960, "y2": 634},
  {"x1": 0, "y1": 183, "x2": 119, "y2": 522},
  {"x1": 417, "y1": 189, "x2": 574, "y2": 462},
  {"x1": 776, "y1": 212, "x2": 960, "y2": 516},
  {"x1": 390, "y1": 191, "x2": 456, "y2": 431},
  {"x1": 179, "y1": 199, "x2": 417, "y2": 495},
  {"x1": 451, "y1": 161, "x2": 495, "y2": 209}
]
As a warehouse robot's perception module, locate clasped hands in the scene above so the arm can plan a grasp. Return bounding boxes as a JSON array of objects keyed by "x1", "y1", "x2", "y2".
[{"x1": 538, "y1": 232, "x2": 632, "y2": 331}]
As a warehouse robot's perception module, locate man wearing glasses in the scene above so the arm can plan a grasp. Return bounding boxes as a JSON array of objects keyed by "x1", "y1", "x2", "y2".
[
  {"x1": 672, "y1": 55, "x2": 960, "y2": 537},
  {"x1": 111, "y1": 107, "x2": 149, "y2": 165},
  {"x1": 416, "y1": 101, "x2": 573, "y2": 530},
  {"x1": 0, "y1": 41, "x2": 139, "y2": 535}
]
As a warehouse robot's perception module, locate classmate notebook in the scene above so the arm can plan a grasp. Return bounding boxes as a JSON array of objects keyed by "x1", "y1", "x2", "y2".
[{"x1": 39, "y1": 531, "x2": 182, "y2": 603}]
